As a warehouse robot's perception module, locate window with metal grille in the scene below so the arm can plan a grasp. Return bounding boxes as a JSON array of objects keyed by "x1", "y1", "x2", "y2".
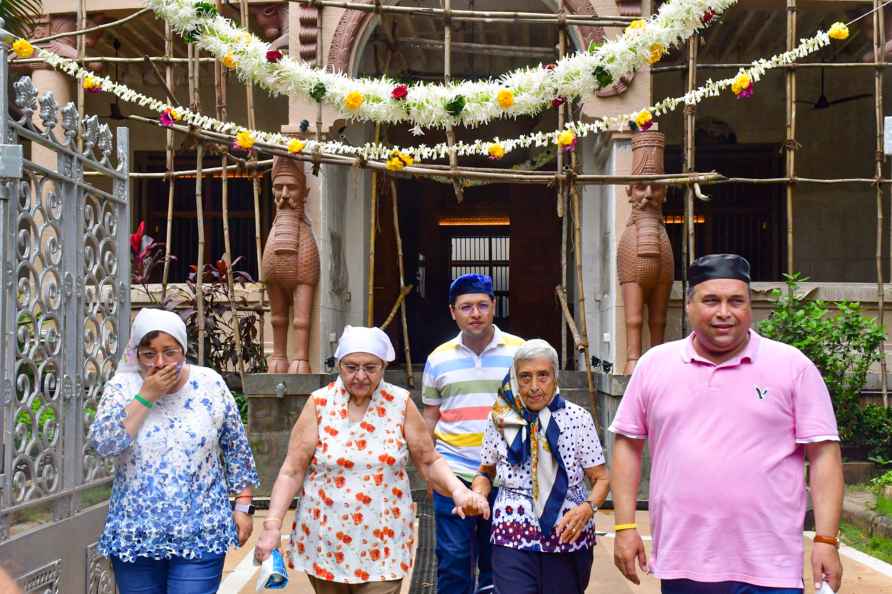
[{"x1": 449, "y1": 234, "x2": 510, "y2": 320}]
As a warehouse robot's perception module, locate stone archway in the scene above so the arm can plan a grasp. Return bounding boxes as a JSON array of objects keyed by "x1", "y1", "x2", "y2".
[{"x1": 327, "y1": 0, "x2": 606, "y2": 74}]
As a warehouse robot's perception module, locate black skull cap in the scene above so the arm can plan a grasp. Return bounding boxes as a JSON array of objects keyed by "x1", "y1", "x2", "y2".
[{"x1": 688, "y1": 253, "x2": 751, "y2": 287}]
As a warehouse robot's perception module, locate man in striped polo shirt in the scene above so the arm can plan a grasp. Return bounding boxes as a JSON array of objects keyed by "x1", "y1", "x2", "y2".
[{"x1": 422, "y1": 273, "x2": 524, "y2": 594}]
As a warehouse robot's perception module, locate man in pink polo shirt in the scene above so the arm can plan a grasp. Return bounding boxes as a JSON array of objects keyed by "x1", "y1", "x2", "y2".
[{"x1": 610, "y1": 254, "x2": 844, "y2": 594}]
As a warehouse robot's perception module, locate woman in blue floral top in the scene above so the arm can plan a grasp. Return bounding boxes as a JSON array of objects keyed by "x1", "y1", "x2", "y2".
[
  {"x1": 471, "y1": 339, "x2": 610, "y2": 594},
  {"x1": 88, "y1": 308, "x2": 260, "y2": 594}
]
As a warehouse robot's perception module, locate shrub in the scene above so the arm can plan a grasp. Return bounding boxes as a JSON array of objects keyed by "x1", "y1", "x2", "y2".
[
  {"x1": 758, "y1": 273, "x2": 889, "y2": 458},
  {"x1": 162, "y1": 256, "x2": 267, "y2": 375}
]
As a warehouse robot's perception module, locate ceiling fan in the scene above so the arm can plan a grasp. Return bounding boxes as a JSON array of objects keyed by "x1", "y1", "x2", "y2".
[{"x1": 796, "y1": 67, "x2": 872, "y2": 110}]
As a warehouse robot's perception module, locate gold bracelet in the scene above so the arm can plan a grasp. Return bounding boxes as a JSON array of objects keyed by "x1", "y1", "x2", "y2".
[{"x1": 614, "y1": 523, "x2": 638, "y2": 532}]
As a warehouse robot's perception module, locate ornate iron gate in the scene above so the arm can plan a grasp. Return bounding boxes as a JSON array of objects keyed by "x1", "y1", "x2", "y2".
[{"x1": 0, "y1": 25, "x2": 129, "y2": 593}]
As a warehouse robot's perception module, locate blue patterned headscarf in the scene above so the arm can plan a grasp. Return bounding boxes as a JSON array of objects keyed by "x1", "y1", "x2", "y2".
[{"x1": 490, "y1": 363, "x2": 568, "y2": 536}]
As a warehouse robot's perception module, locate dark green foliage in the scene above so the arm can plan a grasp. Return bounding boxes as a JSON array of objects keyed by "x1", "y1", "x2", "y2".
[
  {"x1": 758, "y1": 273, "x2": 891, "y2": 459},
  {"x1": 1, "y1": 0, "x2": 42, "y2": 38},
  {"x1": 162, "y1": 256, "x2": 268, "y2": 375}
]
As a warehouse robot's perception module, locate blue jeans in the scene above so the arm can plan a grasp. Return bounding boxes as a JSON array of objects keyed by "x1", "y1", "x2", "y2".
[
  {"x1": 661, "y1": 579, "x2": 804, "y2": 594},
  {"x1": 434, "y1": 487, "x2": 497, "y2": 594},
  {"x1": 111, "y1": 554, "x2": 225, "y2": 594}
]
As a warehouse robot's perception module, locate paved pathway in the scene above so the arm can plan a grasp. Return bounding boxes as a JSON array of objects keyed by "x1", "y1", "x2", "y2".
[{"x1": 220, "y1": 509, "x2": 892, "y2": 594}]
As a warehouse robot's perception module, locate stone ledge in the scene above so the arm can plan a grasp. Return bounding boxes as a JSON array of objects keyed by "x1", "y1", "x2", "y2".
[{"x1": 843, "y1": 498, "x2": 892, "y2": 540}]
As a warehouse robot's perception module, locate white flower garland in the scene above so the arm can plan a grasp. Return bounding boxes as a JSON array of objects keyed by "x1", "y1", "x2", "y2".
[
  {"x1": 147, "y1": 0, "x2": 736, "y2": 129},
  {"x1": 34, "y1": 29, "x2": 831, "y2": 165}
]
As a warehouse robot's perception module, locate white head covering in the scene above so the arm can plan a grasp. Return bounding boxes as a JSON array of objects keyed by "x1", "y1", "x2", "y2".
[
  {"x1": 333, "y1": 325, "x2": 395, "y2": 363},
  {"x1": 119, "y1": 308, "x2": 189, "y2": 372}
]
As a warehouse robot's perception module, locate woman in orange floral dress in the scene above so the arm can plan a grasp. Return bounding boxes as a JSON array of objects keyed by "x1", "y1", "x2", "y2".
[{"x1": 255, "y1": 326, "x2": 489, "y2": 594}]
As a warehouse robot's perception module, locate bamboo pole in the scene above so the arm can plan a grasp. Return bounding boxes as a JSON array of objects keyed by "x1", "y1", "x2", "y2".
[
  {"x1": 189, "y1": 44, "x2": 207, "y2": 365},
  {"x1": 652, "y1": 62, "x2": 892, "y2": 73},
  {"x1": 569, "y1": 172, "x2": 598, "y2": 426},
  {"x1": 556, "y1": 6, "x2": 566, "y2": 221},
  {"x1": 554, "y1": 285, "x2": 584, "y2": 351},
  {"x1": 214, "y1": 4, "x2": 247, "y2": 382},
  {"x1": 444, "y1": 0, "x2": 464, "y2": 203},
  {"x1": 367, "y1": 124, "x2": 381, "y2": 326},
  {"x1": 681, "y1": 36, "x2": 698, "y2": 336},
  {"x1": 132, "y1": 116, "x2": 733, "y2": 186},
  {"x1": 875, "y1": 0, "x2": 889, "y2": 407},
  {"x1": 381, "y1": 285, "x2": 414, "y2": 331},
  {"x1": 76, "y1": 0, "x2": 86, "y2": 151},
  {"x1": 161, "y1": 22, "x2": 175, "y2": 301},
  {"x1": 684, "y1": 36, "x2": 697, "y2": 269},
  {"x1": 288, "y1": 0, "x2": 634, "y2": 26},
  {"x1": 785, "y1": 0, "x2": 797, "y2": 274},
  {"x1": 239, "y1": 0, "x2": 266, "y2": 358},
  {"x1": 389, "y1": 179, "x2": 414, "y2": 388}
]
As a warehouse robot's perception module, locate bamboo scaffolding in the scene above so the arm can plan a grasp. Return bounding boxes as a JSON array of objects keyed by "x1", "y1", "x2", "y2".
[
  {"x1": 214, "y1": 1, "x2": 247, "y2": 382},
  {"x1": 239, "y1": 0, "x2": 267, "y2": 358},
  {"x1": 389, "y1": 179, "x2": 414, "y2": 388},
  {"x1": 785, "y1": 0, "x2": 797, "y2": 274},
  {"x1": 161, "y1": 23, "x2": 175, "y2": 301},
  {"x1": 874, "y1": 0, "x2": 889, "y2": 407},
  {"x1": 290, "y1": 0, "x2": 635, "y2": 26},
  {"x1": 189, "y1": 44, "x2": 207, "y2": 365}
]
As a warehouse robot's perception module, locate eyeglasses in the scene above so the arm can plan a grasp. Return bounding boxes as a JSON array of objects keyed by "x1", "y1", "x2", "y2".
[
  {"x1": 455, "y1": 302, "x2": 491, "y2": 315},
  {"x1": 340, "y1": 363, "x2": 383, "y2": 376},
  {"x1": 138, "y1": 348, "x2": 183, "y2": 364}
]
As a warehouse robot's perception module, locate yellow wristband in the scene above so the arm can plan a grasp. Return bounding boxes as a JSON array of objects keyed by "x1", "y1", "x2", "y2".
[{"x1": 614, "y1": 523, "x2": 638, "y2": 532}]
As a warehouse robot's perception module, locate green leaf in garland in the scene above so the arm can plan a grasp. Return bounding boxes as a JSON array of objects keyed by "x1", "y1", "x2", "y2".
[
  {"x1": 593, "y1": 66, "x2": 613, "y2": 89},
  {"x1": 194, "y1": 1, "x2": 217, "y2": 18},
  {"x1": 587, "y1": 40, "x2": 602, "y2": 54},
  {"x1": 445, "y1": 95, "x2": 466, "y2": 117},
  {"x1": 183, "y1": 27, "x2": 202, "y2": 43},
  {"x1": 310, "y1": 82, "x2": 327, "y2": 102}
]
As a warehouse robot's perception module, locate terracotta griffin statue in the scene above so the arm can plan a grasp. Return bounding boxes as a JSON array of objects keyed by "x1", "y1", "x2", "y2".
[
  {"x1": 617, "y1": 131, "x2": 675, "y2": 375},
  {"x1": 261, "y1": 156, "x2": 320, "y2": 374}
]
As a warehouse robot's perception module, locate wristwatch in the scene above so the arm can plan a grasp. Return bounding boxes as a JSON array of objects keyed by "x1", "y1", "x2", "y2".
[
  {"x1": 233, "y1": 502, "x2": 256, "y2": 515},
  {"x1": 586, "y1": 501, "x2": 598, "y2": 515}
]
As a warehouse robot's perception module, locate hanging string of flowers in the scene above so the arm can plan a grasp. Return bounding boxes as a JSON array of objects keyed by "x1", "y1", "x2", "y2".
[
  {"x1": 22, "y1": 23, "x2": 843, "y2": 167},
  {"x1": 144, "y1": 0, "x2": 737, "y2": 129}
]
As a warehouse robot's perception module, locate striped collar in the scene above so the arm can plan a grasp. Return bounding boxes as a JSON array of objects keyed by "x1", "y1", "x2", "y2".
[{"x1": 454, "y1": 325, "x2": 507, "y2": 354}]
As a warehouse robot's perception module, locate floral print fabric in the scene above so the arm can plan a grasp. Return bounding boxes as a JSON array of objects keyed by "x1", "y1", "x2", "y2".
[
  {"x1": 480, "y1": 401, "x2": 605, "y2": 553},
  {"x1": 288, "y1": 378, "x2": 415, "y2": 583},
  {"x1": 88, "y1": 365, "x2": 259, "y2": 561}
]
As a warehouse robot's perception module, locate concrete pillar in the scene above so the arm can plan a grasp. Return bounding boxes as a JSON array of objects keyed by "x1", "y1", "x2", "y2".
[{"x1": 579, "y1": 132, "x2": 635, "y2": 375}]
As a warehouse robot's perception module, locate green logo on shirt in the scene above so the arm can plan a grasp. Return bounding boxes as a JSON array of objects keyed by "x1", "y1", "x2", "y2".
[{"x1": 755, "y1": 386, "x2": 768, "y2": 400}]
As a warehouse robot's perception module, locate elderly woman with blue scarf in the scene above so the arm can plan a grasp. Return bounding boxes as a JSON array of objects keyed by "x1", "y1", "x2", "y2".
[{"x1": 469, "y1": 339, "x2": 610, "y2": 594}]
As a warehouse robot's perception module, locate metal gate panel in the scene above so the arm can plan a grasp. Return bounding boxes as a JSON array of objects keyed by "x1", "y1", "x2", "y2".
[{"x1": 1, "y1": 21, "x2": 129, "y2": 593}]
